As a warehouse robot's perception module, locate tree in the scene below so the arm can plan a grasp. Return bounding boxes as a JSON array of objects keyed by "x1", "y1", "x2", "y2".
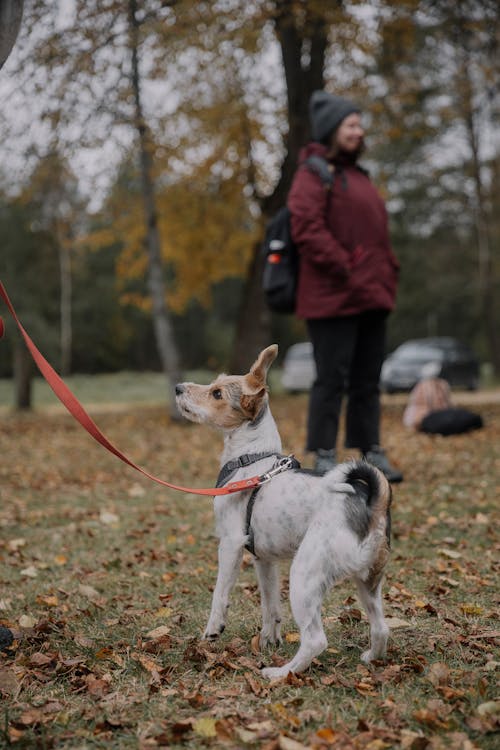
[
  {"x1": 371, "y1": 0, "x2": 500, "y2": 368},
  {"x1": 128, "y1": 0, "x2": 182, "y2": 406},
  {"x1": 0, "y1": 0, "x2": 23, "y2": 69},
  {"x1": 0, "y1": 188, "x2": 59, "y2": 408},
  {"x1": 2, "y1": 0, "x2": 185, "y2": 409},
  {"x1": 22, "y1": 152, "x2": 85, "y2": 375}
]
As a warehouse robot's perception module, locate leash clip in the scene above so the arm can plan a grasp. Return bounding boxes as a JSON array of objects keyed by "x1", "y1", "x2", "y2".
[{"x1": 259, "y1": 454, "x2": 296, "y2": 485}]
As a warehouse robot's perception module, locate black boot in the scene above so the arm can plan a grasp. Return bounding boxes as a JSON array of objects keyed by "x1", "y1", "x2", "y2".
[
  {"x1": 0, "y1": 625, "x2": 14, "y2": 651},
  {"x1": 314, "y1": 448, "x2": 337, "y2": 474},
  {"x1": 363, "y1": 446, "x2": 403, "y2": 483}
]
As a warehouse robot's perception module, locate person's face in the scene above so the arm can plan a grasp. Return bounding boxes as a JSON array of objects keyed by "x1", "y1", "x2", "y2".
[{"x1": 333, "y1": 112, "x2": 364, "y2": 153}]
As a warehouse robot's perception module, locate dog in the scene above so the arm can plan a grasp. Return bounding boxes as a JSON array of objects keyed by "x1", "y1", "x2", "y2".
[{"x1": 175, "y1": 344, "x2": 392, "y2": 679}]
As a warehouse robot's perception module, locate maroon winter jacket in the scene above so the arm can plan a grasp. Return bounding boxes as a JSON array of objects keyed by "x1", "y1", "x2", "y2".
[{"x1": 288, "y1": 142, "x2": 400, "y2": 319}]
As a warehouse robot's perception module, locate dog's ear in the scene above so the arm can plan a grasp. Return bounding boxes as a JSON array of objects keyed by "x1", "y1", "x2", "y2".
[
  {"x1": 240, "y1": 387, "x2": 267, "y2": 420},
  {"x1": 248, "y1": 344, "x2": 278, "y2": 386}
]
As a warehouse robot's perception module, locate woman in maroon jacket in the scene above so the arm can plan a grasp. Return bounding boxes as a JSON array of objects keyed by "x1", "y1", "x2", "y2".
[{"x1": 288, "y1": 90, "x2": 403, "y2": 482}]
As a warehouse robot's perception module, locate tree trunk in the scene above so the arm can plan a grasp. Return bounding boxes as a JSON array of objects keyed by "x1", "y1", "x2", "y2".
[
  {"x1": 0, "y1": 0, "x2": 24, "y2": 69},
  {"x1": 229, "y1": 0, "x2": 329, "y2": 372},
  {"x1": 461, "y1": 56, "x2": 500, "y2": 373},
  {"x1": 59, "y1": 234, "x2": 72, "y2": 376},
  {"x1": 128, "y1": 0, "x2": 183, "y2": 412},
  {"x1": 14, "y1": 340, "x2": 32, "y2": 410}
]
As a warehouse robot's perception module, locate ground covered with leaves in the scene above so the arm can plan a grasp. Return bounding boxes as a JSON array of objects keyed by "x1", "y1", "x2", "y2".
[{"x1": 0, "y1": 389, "x2": 498, "y2": 749}]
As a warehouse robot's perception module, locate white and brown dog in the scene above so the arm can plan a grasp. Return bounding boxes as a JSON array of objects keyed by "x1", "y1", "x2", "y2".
[{"x1": 175, "y1": 345, "x2": 392, "y2": 679}]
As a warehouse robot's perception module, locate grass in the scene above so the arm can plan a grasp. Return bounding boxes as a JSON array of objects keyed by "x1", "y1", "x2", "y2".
[
  {"x1": 0, "y1": 371, "x2": 214, "y2": 410},
  {"x1": 0, "y1": 374, "x2": 499, "y2": 749}
]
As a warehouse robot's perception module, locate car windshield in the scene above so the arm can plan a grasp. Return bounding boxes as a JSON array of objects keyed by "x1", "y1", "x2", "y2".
[{"x1": 394, "y1": 344, "x2": 445, "y2": 362}]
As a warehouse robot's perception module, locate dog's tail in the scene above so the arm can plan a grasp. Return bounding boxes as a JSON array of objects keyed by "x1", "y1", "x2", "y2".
[{"x1": 323, "y1": 460, "x2": 392, "y2": 545}]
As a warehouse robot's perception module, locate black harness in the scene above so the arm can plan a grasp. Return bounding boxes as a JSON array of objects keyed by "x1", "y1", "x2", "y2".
[{"x1": 215, "y1": 452, "x2": 301, "y2": 557}]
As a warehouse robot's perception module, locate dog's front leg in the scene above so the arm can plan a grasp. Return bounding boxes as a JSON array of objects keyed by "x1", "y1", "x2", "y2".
[
  {"x1": 203, "y1": 538, "x2": 244, "y2": 639},
  {"x1": 254, "y1": 559, "x2": 282, "y2": 648}
]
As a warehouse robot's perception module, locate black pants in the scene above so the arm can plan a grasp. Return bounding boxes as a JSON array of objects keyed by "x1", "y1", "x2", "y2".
[{"x1": 306, "y1": 311, "x2": 388, "y2": 453}]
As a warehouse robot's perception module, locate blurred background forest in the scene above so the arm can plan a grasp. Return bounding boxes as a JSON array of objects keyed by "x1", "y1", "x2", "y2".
[{"x1": 0, "y1": 0, "x2": 499, "y2": 407}]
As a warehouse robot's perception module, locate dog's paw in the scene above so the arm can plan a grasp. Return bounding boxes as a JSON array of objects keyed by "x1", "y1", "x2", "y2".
[
  {"x1": 361, "y1": 647, "x2": 387, "y2": 664},
  {"x1": 203, "y1": 623, "x2": 225, "y2": 640},
  {"x1": 261, "y1": 665, "x2": 292, "y2": 681},
  {"x1": 361, "y1": 649, "x2": 373, "y2": 664},
  {"x1": 361, "y1": 648, "x2": 387, "y2": 664},
  {"x1": 259, "y1": 632, "x2": 282, "y2": 649}
]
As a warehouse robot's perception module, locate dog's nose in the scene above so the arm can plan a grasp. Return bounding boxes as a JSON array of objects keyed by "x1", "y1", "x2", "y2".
[{"x1": 175, "y1": 384, "x2": 184, "y2": 396}]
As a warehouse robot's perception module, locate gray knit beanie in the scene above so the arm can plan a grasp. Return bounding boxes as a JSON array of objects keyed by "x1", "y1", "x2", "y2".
[{"x1": 309, "y1": 90, "x2": 360, "y2": 144}]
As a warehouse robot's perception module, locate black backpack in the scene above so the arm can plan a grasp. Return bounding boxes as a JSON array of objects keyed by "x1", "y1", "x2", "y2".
[{"x1": 262, "y1": 155, "x2": 334, "y2": 314}]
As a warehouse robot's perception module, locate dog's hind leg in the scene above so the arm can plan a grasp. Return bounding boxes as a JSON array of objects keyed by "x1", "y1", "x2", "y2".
[
  {"x1": 254, "y1": 559, "x2": 282, "y2": 648},
  {"x1": 355, "y1": 577, "x2": 389, "y2": 663},
  {"x1": 262, "y1": 530, "x2": 331, "y2": 679},
  {"x1": 204, "y1": 538, "x2": 244, "y2": 639}
]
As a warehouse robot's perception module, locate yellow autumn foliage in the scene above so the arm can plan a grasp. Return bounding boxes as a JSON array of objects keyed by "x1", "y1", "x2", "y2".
[{"x1": 84, "y1": 155, "x2": 258, "y2": 314}]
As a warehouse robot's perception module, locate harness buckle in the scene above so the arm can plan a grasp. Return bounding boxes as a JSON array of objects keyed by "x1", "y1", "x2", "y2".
[{"x1": 258, "y1": 454, "x2": 296, "y2": 484}]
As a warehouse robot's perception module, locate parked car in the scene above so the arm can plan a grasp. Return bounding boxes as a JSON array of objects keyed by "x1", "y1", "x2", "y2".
[
  {"x1": 281, "y1": 337, "x2": 480, "y2": 394},
  {"x1": 380, "y1": 337, "x2": 480, "y2": 392},
  {"x1": 281, "y1": 342, "x2": 315, "y2": 392}
]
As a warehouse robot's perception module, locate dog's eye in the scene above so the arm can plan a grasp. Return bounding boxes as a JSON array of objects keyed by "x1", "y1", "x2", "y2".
[{"x1": 212, "y1": 389, "x2": 223, "y2": 400}]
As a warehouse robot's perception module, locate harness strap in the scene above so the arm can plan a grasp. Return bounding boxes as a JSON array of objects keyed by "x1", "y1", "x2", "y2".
[
  {"x1": 216, "y1": 451, "x2": 278, "y2": 488},
  {"x1": 244, "y1": 487, "x2": 260, "y2": 556},
  {"x1": 243, "y1": 455, "x2": 301, "y2": 557}
]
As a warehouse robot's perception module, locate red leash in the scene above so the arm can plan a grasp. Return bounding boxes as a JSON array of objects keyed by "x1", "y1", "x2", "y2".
[{"x1": 0, "y1": 281, "x2": 263, "y2": 496}]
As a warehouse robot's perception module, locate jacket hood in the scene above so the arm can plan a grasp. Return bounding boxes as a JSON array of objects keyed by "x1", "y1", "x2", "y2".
[
  {"x1": 298, "y1": 142, "x2": 329, "y2": 164},
  {"x1": 298, "y1": 142, "x2": 361, "y2": 168}
]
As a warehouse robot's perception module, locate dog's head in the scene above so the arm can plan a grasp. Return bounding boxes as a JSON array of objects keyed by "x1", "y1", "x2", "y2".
[{"x1": 175, "y1": 345, "x2": 278, "y2": 430}]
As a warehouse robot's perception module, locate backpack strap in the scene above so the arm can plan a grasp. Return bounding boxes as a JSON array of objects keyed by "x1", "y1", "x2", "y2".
[
  {"x1": 304, "y1": 155, "x2": 335, "y2": 188},
  {"x1": 305, "y1": 156, "x2": 369, "y2": 191}
]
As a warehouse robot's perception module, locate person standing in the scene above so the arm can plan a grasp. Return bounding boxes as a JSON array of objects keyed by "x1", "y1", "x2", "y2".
[{"x1": 288, "y1": 90, "x2": 403, "y2": 482}]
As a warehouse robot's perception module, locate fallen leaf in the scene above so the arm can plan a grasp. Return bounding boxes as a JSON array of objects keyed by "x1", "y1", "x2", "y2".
[
  {"x1": 314, "y1": 727, "x2": 337, "y2": 743},
  {"x1": 193, "y1": 717, "x2": 217, "y2": 738},
  {"x1": 270, "y1": 703, "x2": 301, "y2": 728},
  {"x1": 36, "y1": 594, "x2": 59, "y2": 607},
  {"x1": 29, "y1": 652, "x2": 54, "y2": 667},
  {"x1": 20, "y1": 566, "x2": 38, "y2": 578},
  {"x1": 100, "y1": 510, "x2": 119, "y2": 525},
  {"x1": 438, "y1": 548, "x2": 462, "y2": 559},
  {"x1": 7, "y1": 538, "x2": 26, "y2": 551},
  {"x1": 235, "y1": 726, "x2": 259, "y2": 743},
  {"x1": 154, "y1": 606, "x2": 173, "y2": 618},
  {"x1": 132, "y1": 651, "x2": 161, "y2": 674},
  {"x1": 460, "y1": 604, "x2": 484, "y2": 615},
  {"x1": 18, "y1": 614, "x2": 37, "y2": 628},
  {"x1": 251, "y1": 632, "x2": 261, "y2": 655},
  {"x1": 245, "y1": 671, "x2": 266, "y2": 696},
  {"x1": 427, "y1": 662, "x2": 450, "y2": 687},
  {"x1": 146, "y1": 625, "x2": 171, "y2": 640},
  {"x1": 279, "y1": 735, "x2": 308, "y2": 750},
  {"x1": 0, "y1": 668, "x2": 19, "y2": 697},
  {"x1": 128, "y1": 483, "x2": 145, "y2": 498},
  {"x1": 477, "y1": 700, "x2": 500, "y2": 718},
  {"x1": 85, "y1": 674, "x2": 111, "y2": 697},
  {"x1": 399, "y1": 731, "x2": 429, "y2": 750},
  {"x1": 78, "y1": 584, "x2": 101, "y2": 601},
  {"x1": 385, "y1": 617, "x2": 413, "y2": 629},
  {"x1": 413, "y1": 708, "x2": 449, "y2": 730}
]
